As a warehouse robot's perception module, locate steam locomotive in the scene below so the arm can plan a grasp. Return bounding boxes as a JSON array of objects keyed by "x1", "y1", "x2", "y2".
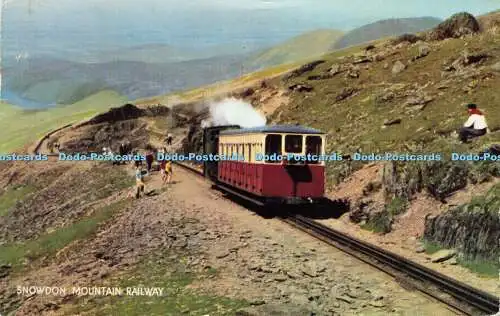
[{"x1": 202, "y1": 124, "x2": 326, "y2": 206}]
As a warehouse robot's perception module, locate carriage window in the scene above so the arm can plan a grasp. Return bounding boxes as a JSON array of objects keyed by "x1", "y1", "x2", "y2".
[
  {"x1": 248, "y1": 144, "x2": 252, "y2": 162},
  {"x1": 285, "y1": 135, "x2": 303, "y2": 153},
  {"x1": 306, "y1": 136, "x2": 322, "y2": 164},
  {"x1": 265, "y1": 134, "x2": 282, "y2": 163}
]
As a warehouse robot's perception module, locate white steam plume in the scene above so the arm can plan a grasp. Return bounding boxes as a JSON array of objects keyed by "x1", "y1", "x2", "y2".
[{"x1": 206, "y1": 97, "x2": 266, "y2": 128}]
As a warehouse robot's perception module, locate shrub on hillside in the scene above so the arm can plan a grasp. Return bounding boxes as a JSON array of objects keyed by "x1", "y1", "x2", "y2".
[{"x1": 392, "y1": 33, "x2": 422, "y2": 44}]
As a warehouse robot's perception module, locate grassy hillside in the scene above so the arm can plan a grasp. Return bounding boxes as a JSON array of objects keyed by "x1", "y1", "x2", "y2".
[
  {"x1": 246, "y1": 29, "x2": 344, "y2": 68},
  {"x1": 332, "y1": 17, "x2": 442, "y2": 49},
  {"x1": 0, "y1": 90, "x2": 128, "y2": 153},
  {"x1": 135, "y1": 61, "x2": 303, "y2": 105},
  {"x1": 272, "y1": 30, "x2": 500, "y2": 160}
]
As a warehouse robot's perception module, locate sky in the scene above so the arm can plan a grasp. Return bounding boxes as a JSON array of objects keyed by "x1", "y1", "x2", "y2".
[
  {"x1": 1, "y1": 0, "x2": 499, "y2": 59},
  {"x1": 5, "y1": 0, "x2": 498, "y2": 20}
]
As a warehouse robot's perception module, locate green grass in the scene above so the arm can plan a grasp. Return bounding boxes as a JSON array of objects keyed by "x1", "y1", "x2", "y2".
[
  {"x1": 422, "y1": 230, "x2": 499, "y2": 278},
  {"x1": 457, "y1": 257, "x2": 499, "y2": 278},
  {"x1": 361, "y1": 197, "x2": 409, "y2": 234},
  {"x1": 273, "y1": 31, "x2": 500, "y2": 156},
  {"x1": 386, "y1": 197, "x2": 409, "y2": 216},
  {"x1": 247, "y1": 29, "x2": 344, "y2": 68},
  {"x1": 0, "y1": 199, "x2": 128, "y2": 271},
  {"x1": 422, "y1": 240, "x2": 443, "y2": 255},
  {"x1": 135, "y1": 61, "x2": 301, "y2": 106},
  {"x1": 0, "y1": 185, "x2": 36, "y2": 217},
  {"x1": 361, "y1": 210, "x2": 393, "y2": 234},
  {"x1": 68, "y1": 250, "x2": 249, "y2": 316},
  {"x1": 0, "y1": 90, "x2": 128, "y2": 153}
]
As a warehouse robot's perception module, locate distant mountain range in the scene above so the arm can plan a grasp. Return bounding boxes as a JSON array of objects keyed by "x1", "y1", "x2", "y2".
[
  {"x1": 332, "y1": 17, "x2": 442, "y2": 49},
  {"x1": 3, "y1": 16, "x2": 444, "y2": 108},
  {"x1": 3, "y1": 54, "x2": 256, "y2": 106}
]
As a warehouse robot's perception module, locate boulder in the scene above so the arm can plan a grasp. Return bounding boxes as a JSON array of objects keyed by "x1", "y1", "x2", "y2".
[
  {"x1": 427, "y1": 12, "x2": 480, "y2": 41},
  {"x1": 328, "y1": 64, "x2": 342, "y2": 75},
  {"x1": 288, "y1": 84, "x2": 313, "y2": 92},
  {"x1": 392, "y1": 61, "x2": 406, "y2": 74},
  {"x1": 335, "y1": 87, "x2": 359, "y2": 102},
  {"x1": 416, "y1": 44, "x2": 431, "y2": 59},
  {"x1": 383, "y1": 118, "x2": 402, "y2": 126},
  {"x1": 430, "y1": 249, "x2": 456, "y2": 263}
]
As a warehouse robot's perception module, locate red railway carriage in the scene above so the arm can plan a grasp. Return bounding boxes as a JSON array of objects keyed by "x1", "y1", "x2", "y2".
[{"x1": 215, "y1": 125, "x2": 326, "y2": 205}]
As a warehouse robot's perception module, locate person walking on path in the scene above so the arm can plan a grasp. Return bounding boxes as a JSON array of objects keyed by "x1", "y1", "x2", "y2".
[
  {"x1": 165, "y1": 160, "x2": 173, "y2": 184},
  {"x1": 134, "y1": 165, "x2": 146, "y2": 198},
  {"x1": 160, "y1": 159, "x2": 167, "y2": 184},
  {"x1": 145, "y1": 147, "x2": 155, "y2": 174}
]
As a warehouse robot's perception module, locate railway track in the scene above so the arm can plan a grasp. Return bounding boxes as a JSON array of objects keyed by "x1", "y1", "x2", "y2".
[{"x1": 174, "y1": 161, "x2": 499, "y2": 316}]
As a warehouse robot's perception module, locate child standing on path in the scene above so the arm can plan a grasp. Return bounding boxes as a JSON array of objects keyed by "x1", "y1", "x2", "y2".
[
  {"x1": 160, "y1": 159, "x2": 167, "y2": 184},
  {"x1": 165, "y1": 160, "x2": 172, "y2": 184},
  {"x1": 134, "y1": 165, "x2": 146, "y2": 198}
]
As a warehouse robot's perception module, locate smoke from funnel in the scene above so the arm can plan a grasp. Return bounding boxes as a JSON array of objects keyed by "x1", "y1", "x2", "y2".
[{"x1": 206, "y1": 97, "x2": 266, "y2": 128}]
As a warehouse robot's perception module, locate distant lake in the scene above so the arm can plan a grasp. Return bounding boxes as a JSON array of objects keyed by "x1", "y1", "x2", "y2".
[{"x1": 1, "y1": 89, "x2": 56, "y2": 109}]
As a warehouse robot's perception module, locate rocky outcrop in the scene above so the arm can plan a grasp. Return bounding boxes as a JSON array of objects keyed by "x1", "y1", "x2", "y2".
[
  {"x1": 283, "y1": 60, "x2": 326, "y2": 80},
  {"x1": 382, "y1": 161, "x2": 476, "y2": 202},
  {"x1": 180, "y1": 123, "x2": 204, "y2": 155},
  {"x1": 423, "y1": 184, "x2": 500, "y2": 260},
  {"x1": 63, "y1": 120, "x2": 151, "y2": 154},
  {"x1": 288, "y1": 83, "x2": 313, "y2": 92},
  {"x1": 426, "y1": 12, "x2": 480, "y2": 41},
  {"x1": 82, "y1": 103, "x2": 146, "y2": 126}
]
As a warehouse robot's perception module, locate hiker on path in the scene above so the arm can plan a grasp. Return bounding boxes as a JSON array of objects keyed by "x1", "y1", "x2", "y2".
[
  {"x1": 134, "y1": 150, "x2": 142, "y2": 167},
  {"x1": 166, "y1": 133, "x2": 173, "y2": 146},
  {"x1": 165, "y1": 159, "x2": 173, "y2": 184},
  {"x1": 159, "y1": 158, "x2": 167, "y2": 184},
  {"x1": 134, "y1": 165, "x2": 146, "y2": 198},
  {"x1": 145, "y1": 147, "x2": 155, "y2": 174},
  {"x1": 48, "y1": 139, "x2": 54, "y2": 154},
  {"x1": 459, "y1": 103, "x2": 488, "y2": 143}
]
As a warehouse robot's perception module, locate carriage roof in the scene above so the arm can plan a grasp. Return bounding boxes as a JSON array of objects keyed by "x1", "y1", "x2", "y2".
[{"x1": 219, "y1": 124, "x2": 324, "y2": 136}]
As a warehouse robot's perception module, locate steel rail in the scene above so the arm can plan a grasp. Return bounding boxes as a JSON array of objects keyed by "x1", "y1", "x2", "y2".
[{"x1": 283, "y1": 215, "x2": 499, "y2": 316}]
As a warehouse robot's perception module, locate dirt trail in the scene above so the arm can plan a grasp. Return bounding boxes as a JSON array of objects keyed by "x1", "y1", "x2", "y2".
[{"x1": 3, "y1": 164, "x2": 454, "y2": 315}]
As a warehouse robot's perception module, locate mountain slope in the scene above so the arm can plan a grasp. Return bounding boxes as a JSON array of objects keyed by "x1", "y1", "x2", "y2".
[
  {"x1": 73, "y1": 44, "x2": 203, "y2": 64},
  {"x1": 3, "y1": 53, "x2": 257, "y2": 107},
  {"x1": 246, "y1": 29, "x2": 344, "y2": 68},
  {"x1": 332, "y1": 17, "x2": 442, "y2": 49},
  {"x1": 278, "y1": 34, "x2": 499, "y2": 157}
]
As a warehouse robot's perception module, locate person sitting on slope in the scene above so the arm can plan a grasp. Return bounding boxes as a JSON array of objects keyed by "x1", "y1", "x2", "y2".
[{"x1": 458, "y1": 103, "x2": 488, "y2": 143}]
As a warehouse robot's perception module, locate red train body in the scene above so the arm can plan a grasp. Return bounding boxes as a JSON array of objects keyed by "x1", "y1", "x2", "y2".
[{"x1": 203, "y1": 125, "x2": 326, "y2": 205}]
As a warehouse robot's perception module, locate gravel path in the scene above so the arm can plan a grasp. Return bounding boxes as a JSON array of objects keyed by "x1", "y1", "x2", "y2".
[{"x1": 2, "y1": 164, "x2": 456, "y2": 315}]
